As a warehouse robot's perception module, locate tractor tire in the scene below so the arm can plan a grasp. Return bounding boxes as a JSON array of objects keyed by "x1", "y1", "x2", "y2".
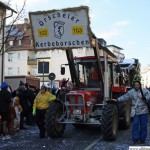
[
  {"x1": 45, "y1": 104, "x2": 65, "y2": 138},
  {"x1": 102, "y1": 104, "x2": 118, "y2": 141},
  {"x1": 119, "y1": 101, "x2": 131, "y2": 129}
]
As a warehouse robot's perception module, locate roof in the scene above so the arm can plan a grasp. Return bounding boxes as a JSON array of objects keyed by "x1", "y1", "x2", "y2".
[
  {"x1": 107, "y1": 45, "x2": 124, "y2": 50},
  {"x1": 0, "y1": 1, "x2": 17, "y2": 13},
  {"x1": 6, "y1": 24, "x2": 31, "y2": 37},
  {"x1": 5, "y1": 21, "x2": 35, "y2": 52}
]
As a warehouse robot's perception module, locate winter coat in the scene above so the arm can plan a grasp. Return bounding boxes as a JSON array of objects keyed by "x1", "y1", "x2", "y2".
[
  {"x1": 26, "y1": 89, "x2": 36, "y2": 107},
  {"x1": 118, "y1": 88, "x2": 150, "y2": 115},
  {"x1": 0, "y1": 89, "x2": 11, "y2": 113},
  {"x1": 33, "y1": 91, "x2": 56, "y2": 110},
  {"x1": 18, "y1": 91, "x2": 29, "y2": 112}
]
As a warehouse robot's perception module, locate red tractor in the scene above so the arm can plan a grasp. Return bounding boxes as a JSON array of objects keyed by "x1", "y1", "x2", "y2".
[{"x1": 45, "y1": 38, "x2": 139, "y2": 141}]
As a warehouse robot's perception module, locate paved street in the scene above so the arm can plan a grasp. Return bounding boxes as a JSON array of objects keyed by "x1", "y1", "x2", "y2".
[{"x1": 0, "y1": 117, "x2": 150, "y2": 150}]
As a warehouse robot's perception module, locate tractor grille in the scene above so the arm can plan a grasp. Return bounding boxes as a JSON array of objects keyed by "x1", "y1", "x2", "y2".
[
  {"x1": 78, "y1": 95, "x2": 83, "y2": 104},
  {"x1": 69, "y1": 96, "x2": 75, "y2": 104},
  {"x1": 67, "y1": 95, "x2": 84, "y2": 105},
  {"x1": 66, "y1": 94, "x2": 84, "y2": 113}
]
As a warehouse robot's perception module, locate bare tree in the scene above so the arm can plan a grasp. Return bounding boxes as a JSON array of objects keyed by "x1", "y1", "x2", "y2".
[
  {"x1": 0, "y1": 0, "x2": 26, "y2": 82},
  {"x1": 0, "y1": 0, "x2": 26, "y2": 54}
]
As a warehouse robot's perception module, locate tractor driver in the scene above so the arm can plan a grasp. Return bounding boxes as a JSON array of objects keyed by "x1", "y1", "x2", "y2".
[{"x1": 91, "y1": 68, "x2": 98, "y2": 80}]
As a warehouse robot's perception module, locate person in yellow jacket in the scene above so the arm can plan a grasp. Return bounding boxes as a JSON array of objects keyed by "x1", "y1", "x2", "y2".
[{"x1": 32, "y1": 85, "x2": 56, "y2": 138}]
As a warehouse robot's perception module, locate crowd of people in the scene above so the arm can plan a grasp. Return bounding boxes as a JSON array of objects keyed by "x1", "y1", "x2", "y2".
[
  {"x1": 0, "y1": 81, "x2": 40, "y2": 141},
  {"x1": 0, "y1": 78, "x2": 70, "y2": 141},
  {"x1": 1, "y1": 77, "x2": 150, "y2": 145}
]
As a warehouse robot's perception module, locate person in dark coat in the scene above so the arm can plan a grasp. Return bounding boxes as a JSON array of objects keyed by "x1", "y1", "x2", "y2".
[
  {"x1": 25, "y1": 83, "x2": 36, "y2": 125},
  {"x1": 34, "y1": 88, "x2": 40, "y2": 96},
  {"x1": 0, "y1": 82, "x2": 12, "y2": 139},
  {"x1": 17, "y1": 86, "x2": 29, "y2": 129}
]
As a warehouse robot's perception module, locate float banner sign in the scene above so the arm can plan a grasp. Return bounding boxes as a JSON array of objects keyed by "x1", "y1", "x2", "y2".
[{"x1": 29, "y1": 6, "x2": 91, "y2": 50}]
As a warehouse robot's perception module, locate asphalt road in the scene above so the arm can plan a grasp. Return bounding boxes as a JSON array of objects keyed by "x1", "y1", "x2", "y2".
[{"x1": 0, "y1": 117, "x2": 150, "y2": 150}]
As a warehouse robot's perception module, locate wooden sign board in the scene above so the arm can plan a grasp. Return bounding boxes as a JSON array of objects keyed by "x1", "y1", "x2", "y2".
[{"x1": 29, "y1": 6, "x2": 92, "y2": 50}]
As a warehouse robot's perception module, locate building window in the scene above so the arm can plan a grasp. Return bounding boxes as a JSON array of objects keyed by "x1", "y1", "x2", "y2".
[
  {"x1": 9, "y1": 41, "x2": 13, "y2": 46},
  {"x1": 8, "y1": 67, "x2": 12, "y2": 76},
  {"x1": 18, "y1": 40, "x2": 22, "y2": 45},
  {"x1": 18, "y1": 52, "x2": 20, "y2": 59},
  {"x1": 8, "y1": 53, "x2": 13, "y2": 61}
]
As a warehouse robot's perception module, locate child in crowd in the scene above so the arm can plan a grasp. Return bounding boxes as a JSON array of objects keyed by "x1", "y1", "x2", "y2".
[
  {"x1": 13, "y1": 96, "x2": 23, "y2": 131},
  {"x1": 7, "y1": 100, "x2": 16, "y2": 135}
]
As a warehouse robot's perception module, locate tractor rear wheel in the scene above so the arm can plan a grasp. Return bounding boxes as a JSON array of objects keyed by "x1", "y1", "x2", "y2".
[
  {"x1": 45, "y1": 103, "x2": 65, "y2": 138},
  {"x1": 102, "y1": 104, "x2": 118, "y2": 141}
]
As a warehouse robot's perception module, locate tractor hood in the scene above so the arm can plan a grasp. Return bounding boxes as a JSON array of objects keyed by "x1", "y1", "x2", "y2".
[{"x1": 66, "y1": 90, "x2": 101, "y2": 104}]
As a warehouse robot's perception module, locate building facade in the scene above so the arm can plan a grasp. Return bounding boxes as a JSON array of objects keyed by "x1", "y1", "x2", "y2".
[
  {"x1": 0, "y1": 1, "x2": 16, "y2": 84},
  {"x1": 141, "y1": 66, "x2": 150, "y2": 88},
  {"x1": 107, "y1": 45, "x2": 125, "y2": 62}
]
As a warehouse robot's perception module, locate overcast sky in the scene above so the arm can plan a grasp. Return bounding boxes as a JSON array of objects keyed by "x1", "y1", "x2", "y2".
[{"x1": 2, "y1": 0, "x2": 150, "y2": 67}]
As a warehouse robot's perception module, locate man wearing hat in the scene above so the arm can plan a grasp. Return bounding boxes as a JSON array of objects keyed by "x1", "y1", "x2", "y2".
[
  {"x1": 0, "y1": 82, "x2": 12, "y2": 140},
  {"x1": 115, "y1": 79, "x2": 150, "y2": 144}
]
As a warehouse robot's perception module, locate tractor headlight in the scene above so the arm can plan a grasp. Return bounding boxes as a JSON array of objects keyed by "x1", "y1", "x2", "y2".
[{"x1": 87, "y1": 101, "x2": 92, "y2": 107}]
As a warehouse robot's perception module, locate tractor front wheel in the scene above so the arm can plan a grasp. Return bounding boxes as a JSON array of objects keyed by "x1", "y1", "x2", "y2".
[
  {"x1": 101, "y1": 104, "x2": 118, "y2": 141},
  {"x1": 45, "y1": 103, "x2": 65, "y2": 138}
]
